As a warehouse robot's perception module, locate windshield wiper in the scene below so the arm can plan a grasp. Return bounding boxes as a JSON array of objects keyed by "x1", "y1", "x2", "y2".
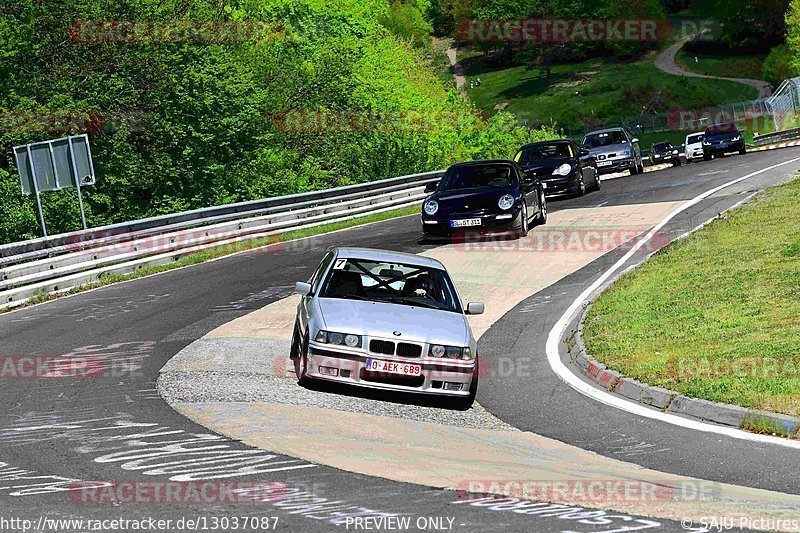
[{"x1": 384, "y1": 296, "x2": 444, "y2": 310}]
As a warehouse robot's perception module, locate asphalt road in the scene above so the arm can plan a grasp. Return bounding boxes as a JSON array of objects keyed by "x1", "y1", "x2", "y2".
[{"x1": 1, "y1": 147, "x2": 799, "y2": 532}]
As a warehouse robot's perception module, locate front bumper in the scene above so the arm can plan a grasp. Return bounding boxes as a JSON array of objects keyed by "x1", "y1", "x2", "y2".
[
  {"x1": 306, "y1": 343, "x2": 476, "y2": 396},
  {"x1": 541, "y1": 176, "x2": 581, "y2": 197},
  {"x1": 595, "y1": 157, "x2": 635, "y2": 175},
  {"x1": 703, "y1": 139, "x2": 745, "y2": 155},
  {"x1": 422, "y1": 208, "x2": 521, "y2": 237}
]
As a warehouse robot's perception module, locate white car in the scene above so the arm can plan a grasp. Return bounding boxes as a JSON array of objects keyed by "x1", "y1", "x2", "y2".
[{"x1": 685, "y1": 132, "x2": 705, "y2": 161}]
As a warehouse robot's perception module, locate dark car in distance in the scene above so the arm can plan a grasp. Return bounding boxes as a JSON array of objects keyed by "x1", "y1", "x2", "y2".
[
  {"x1": 514, "y1": 139, "x2": 599, "y2": 197},
  {"x1": 703, "y1": 123, "x2": 746, "y2": 160},
  {"x1": 649, "y1": 142, "x2": 684, "y2": 167},
  {"x1": 421, "y1": 160, "x2": 547, "y2": 239}
]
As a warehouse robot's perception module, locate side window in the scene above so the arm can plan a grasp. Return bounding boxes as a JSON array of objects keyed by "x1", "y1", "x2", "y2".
[{"x1": 309, "y1": 252, "x2": 334, "y2": 293}]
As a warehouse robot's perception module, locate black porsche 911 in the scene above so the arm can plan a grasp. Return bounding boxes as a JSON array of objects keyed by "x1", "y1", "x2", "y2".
[
  {"x1": 514, "y1": 139, "x2": 599, "y2": 197},
  {"x1": 420, "y1": 160, "x2": 547, "y2": 239}
]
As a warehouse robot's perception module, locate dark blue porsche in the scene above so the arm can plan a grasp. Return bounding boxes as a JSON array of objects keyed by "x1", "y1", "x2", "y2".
[{"x1": 420, "y1": 160, "x2": 547, "y2": 239}]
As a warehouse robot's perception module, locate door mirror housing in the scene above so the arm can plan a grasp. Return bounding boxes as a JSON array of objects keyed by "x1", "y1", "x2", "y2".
[
  {"x1": 580, "y1": 149, "x2": 591, "y2": 157},
  {"x1": 466, "y1": 302, "x2": 485, "y2": 315},
  {"x1": 424, "y1": 181, "x2": 438, "y2": 193},
  {"x1": 631, "y1": 137, "x2": 639, "y2": 144},
  {"x1": 295, "y1": 281, "x2": 312, "y2": 296}
]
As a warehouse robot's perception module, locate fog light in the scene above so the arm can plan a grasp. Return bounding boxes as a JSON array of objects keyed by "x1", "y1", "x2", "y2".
[
  {"x1": 318, "y1": 366, "x2": 339, "y2": 377},
  {"x1": 443, "y1": 382, "x2": 463, "y2": 391}
]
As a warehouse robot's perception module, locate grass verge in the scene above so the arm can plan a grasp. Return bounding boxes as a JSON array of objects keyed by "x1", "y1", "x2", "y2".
[
  {"x1": 583, "y1": 176, "x2": 800, "y2": 417},
  {"x1": 462, "y1": 56, "x2": 758, "y2": 131},
  {"x1": 2, "y1": 205, "x2": 420, "y2": 314},
  {"x1": 676, "y1": 49, "x2": 766, "y2": 80}
]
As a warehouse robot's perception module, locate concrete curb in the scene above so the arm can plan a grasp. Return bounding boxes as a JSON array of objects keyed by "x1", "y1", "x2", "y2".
[{"x1": 569, "y1": 286, "x2": 800, "y2": 440}]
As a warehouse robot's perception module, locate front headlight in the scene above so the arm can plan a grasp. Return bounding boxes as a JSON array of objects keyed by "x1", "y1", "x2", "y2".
[
  {"x1": 672, "y1": 150, "x2": 678, "y2": 155},
  {"x1": 731, "y1": 136, "x2": 741, "y2": 142},
  {"x1": 423, "y1": 199, "x2": 439, "y2": 215},
  {"x1": 315, "y1": 330, "x2": 362, "y2": 348},
  {"x1": 703, "y1": 141, "x2": 711, "y2": 146},
  {"x1": 498, "y1": 194, "x2": 514, "y2": 210},
  {"x1": 552, "y1": 163, "x2": 572, "y2": 176},
  {"x1": 429, "y1": 344, "x2": 472, "y2": 360}
]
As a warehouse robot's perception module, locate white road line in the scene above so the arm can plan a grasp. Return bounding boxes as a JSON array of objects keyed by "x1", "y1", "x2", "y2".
[{"x1": 546, "y1": 156, "x2": 800, "y2": 449}]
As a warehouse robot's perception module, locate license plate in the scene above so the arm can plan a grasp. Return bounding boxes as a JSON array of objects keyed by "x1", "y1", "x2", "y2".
[
  {"x1": 365, "y1": 359, "x2": 422, "y2": 376},
  {"x1": 450, "y1": 218, "x2": 481, "y2": 228},
  {"x1": 597, "y1": 161, "x2": 612, "y2": 167}
]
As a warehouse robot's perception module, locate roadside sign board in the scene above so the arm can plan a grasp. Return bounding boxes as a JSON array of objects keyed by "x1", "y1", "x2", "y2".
[
  {"x1": 13, "y1": 134, "x2": 96, "y2": 235},
  {"x1": 14, "y1": 134, "x2": 95, "y2": 195}
]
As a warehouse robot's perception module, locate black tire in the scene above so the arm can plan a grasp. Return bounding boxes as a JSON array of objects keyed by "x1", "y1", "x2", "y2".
[
  {"x1": 456, "y1": 360, "x2": 479, "y2": 410},
  {"x1": 593, "y1": 170, "x2": 601, "y2": 191},
  {"x1": 703, "y1": 153, "x2": 712, "y2": 161},
  {"x1": 576, "y1": 174, "x2": 586, "y2": 197},
  {"x1": 534, "y1": 190, "x2": 547, "y2": 225},
  {"x1": 739, "y1": 147, "x2": 747, "y2": 155},
  {"x1": 290, "y1": 322, "x2": 301, "y2": 360},
  {"x1": 296, "y1": 333, "x2": 313, "y2": 386},
  {"x1": 637, "y1": 159, "x2": 645, "y2": 174},
  {"x1": 518, "y1": 203, "x2": 529, "y2": 238},
  {"x1": 630, "y1": 163, "x2": 639, "y2": 175}
]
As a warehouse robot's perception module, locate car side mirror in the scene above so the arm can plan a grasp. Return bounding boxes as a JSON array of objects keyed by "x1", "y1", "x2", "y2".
[
  {"x1": 466, "y1": 302, "x2": 484, "y2": 315},
  {"x1": 631, "y1": 138, "x2": 639, "y2": 144},
  {"x1": 424, "y1": 182, "x2": 438, "y2": 193},
  {"x1": 580, "y1": 149, "x2": 590, "y2": 157},
  {"x1": 295, "y1": 281, "x2": 312, "y2": 296}
]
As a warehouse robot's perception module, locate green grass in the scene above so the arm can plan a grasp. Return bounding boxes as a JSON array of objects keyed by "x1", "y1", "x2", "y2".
[
  {"x1": 583, "y1": 176, "x2": 800, "y2": 417},
  {"x1": 462, "y1": 56, "x2": 759, "y2": 132},
  {"x1": 1, "y1": 205, "x2": 420, "y2": 314},
  {"x1": 676, "y1": 49, "x2": 767, "y2": 80}
]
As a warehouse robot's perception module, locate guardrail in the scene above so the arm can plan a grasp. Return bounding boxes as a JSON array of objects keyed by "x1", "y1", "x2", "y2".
[
  {"x1": 0, "y1": 170, "x2": 442, "y2": 309},
  {"x1": 753, "y1": 127, "x2": 800, "y2": 147}
]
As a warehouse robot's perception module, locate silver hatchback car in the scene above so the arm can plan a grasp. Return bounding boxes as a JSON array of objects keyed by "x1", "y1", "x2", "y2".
[{"x1": 291, "y1": 247, "x2": 484, "y2": 409}]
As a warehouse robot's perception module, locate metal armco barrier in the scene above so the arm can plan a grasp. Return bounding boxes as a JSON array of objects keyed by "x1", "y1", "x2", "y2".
[
  {"x1": 0, "y1": 170, "x2": 443, "y2": 309},
  {"x1": 753, "y1": 127, "x2": 800, "y2": 147}
]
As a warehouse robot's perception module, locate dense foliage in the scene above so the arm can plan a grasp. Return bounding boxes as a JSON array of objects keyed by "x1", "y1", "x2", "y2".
[{"x1": 0, "y1": 0, "x2": 552, "y2": 243}]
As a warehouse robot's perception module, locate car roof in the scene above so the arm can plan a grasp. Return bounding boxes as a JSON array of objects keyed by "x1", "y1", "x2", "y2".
[
  {"x1": 333, "y1": 247, "x2": 445, "y2": 270},
  {"x1": 584, "y1": 128, "x2": 626, "y2": 135},
  {"x1": 448, "y1": 159, "x2": 516, "y2": 167},
  {"x1": 519, "y1": 139, "x2": 572, "y2": 150}
]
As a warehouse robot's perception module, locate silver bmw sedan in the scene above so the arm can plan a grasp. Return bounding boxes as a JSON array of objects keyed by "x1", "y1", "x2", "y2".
[{"x1": 291, "y1": 247, "x2": 483, "y2": 409}]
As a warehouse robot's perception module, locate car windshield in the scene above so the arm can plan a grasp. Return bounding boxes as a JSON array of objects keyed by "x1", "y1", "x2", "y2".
[
  {"x1": 653, "y1": 142, "x2": 671, "y2": 152},
  {"x1": 516, "y1": 143, "x2": 571, "y2": 164},
  {"x1": 438, "y1": 164, "x2": 517, "y2": 191},
  {"x1": 582, "y1": 130, "x2": 627, "y2": 148},
  {"x1": 687, "y1": 134, "x2": 703, "y2": 144},
  {"x1": 705, "y1": 123, "x2": 737, "y2": 136},
  {"x1": 320, "y1": 258, "x2": 462, "y2": 313}
]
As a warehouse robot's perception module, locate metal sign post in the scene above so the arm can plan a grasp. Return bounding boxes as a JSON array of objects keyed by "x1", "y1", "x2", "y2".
[
  {"x1": 67, "y1": 136, "x2": 88, "y2": 230},
  {"x1": 14, "y1": 134, "x2": 96, "y2": 236},
  {"x1": 25, "y1": 144, "x2": 48, "y2": 237}
]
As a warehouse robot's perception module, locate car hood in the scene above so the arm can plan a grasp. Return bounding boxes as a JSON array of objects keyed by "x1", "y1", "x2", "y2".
[
  {"x1": 433, "y1": 187, "x2": 515, "y2": 212},
  {"x1": 317, "y1": 298, "x2": 470, "y2": 346},
  {"x1": 586, "y1": 143, "x2": 631, "y2": 156}
]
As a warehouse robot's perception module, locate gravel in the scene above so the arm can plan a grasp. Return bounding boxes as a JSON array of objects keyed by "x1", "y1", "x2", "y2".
[{"x1": 158, "y1": 370, "x2": 518, "y2": 432}]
